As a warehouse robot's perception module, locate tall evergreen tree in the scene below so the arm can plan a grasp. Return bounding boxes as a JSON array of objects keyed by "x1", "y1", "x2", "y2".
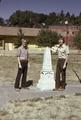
[{"x1": 15, "y1": 28, "x2": 24, "y2": 48}]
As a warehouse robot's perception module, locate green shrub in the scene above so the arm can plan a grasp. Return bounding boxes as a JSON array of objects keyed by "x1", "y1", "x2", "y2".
[
  {"x1": 15, "y1": 28, "x2": 24, "y2": 48},
  {"x1": 74, "y1": 30, "x2": 81, "y2": 49},
  {"x1": 36, "y1": 29, "x2": 60, "y2": 47}
]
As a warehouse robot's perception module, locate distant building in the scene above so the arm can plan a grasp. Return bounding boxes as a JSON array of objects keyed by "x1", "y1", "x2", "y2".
[
  {"x1": 49, "y1": 25, "x2": 80, "y2": 46},
  {"x1": 0, "y1": 25, "x2": 80, "y2": 50}
]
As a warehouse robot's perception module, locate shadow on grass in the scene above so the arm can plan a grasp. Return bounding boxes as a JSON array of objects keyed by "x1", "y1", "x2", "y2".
[{"x1": 26, "y1": 80, "x2": 33, "y2": 87}]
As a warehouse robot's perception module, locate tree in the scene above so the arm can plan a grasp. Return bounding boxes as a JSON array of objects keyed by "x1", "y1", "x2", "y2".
[
  {"x1": 8, "y1": 10, "x2": 47, "y2": 27},
  {"x1": 15, "y1": 28, "x2": 24, "y2": 48},
  {"x1": 45, "y1": 12, "x2": 57, "y2": 25},
  {"x1": 36, "y1": 29, "x2": 60, "y2": 47},
  {"x1": 58, "y1": 10, "x2": 65, "y2": 24},
  {"x1": 74, "y1": 30, "x2": 81, "y2": 49},
  {"x1": 65, "y1": 12, "x2": 70, "y2": 19},
  {"x1": 70, "y1": 14, "x2": 75, "y2": 25},
  {"x1": 77, "y1": 12, "x2": 81, "y2": 25},
  {"x1": 0, "y1": 17, "x2": 5, "y2": 26},
  {"x1": 7, "y1": 9, "x2": 81, "y2": 26}
]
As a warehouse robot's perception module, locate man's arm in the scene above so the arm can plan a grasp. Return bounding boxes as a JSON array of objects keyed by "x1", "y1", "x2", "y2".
[
  {"x1": 63, "y1": 45, "x2": 69, "y2": 69},
  {"x1": 63, "y1": 54, "x2": 69, "y2": 69},
  {"x1": 17, "y1": 57, "x2": 22, "y2": 68},
  {"x1": 50, "y1": 45, "x2": 59, "y2": 53},
  {"x1": 17, "y1": 48, "x2": 22, "y2": 68},
  {"x1": 27, "y1": 50, "x2": 30, "y2": 68}
]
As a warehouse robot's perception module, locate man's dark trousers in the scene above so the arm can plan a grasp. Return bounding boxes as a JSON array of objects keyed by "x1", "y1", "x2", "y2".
[
  {"x1": 15, "y1": 60, "x2": 28, "y2": 88},
  {"x1": 56, "y1": 58, "x2": 67, "y2": 89}
]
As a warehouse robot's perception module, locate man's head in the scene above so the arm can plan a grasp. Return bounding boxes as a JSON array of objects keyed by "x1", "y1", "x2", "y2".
[
  {"x1": 58, "y1": 36, "x2": 65, "y2": 45},
  {"x1": 21, "y1": 39, "x2": 27, "y2": 47}
]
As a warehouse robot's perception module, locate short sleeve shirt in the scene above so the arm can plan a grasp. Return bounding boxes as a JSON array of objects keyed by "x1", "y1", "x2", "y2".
[
  {"x1": 52, "y1": 44, "x2": 69, "y2": 59},
  {"x1": 17, "y1": 46, "x2": 28, "y2": 60}
]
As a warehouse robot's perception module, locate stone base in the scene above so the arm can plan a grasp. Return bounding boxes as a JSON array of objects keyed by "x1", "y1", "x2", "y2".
[{"x1": 37, "y1": 70, "x2": 55, "y2": 91}]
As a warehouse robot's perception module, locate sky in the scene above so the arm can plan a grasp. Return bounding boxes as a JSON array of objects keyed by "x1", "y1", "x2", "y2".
[{"x1": 0, "y1": 0, "x2": 81, "y2": 19}]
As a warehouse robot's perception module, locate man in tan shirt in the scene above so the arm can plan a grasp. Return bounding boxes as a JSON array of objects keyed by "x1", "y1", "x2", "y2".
[
  {"x1": 14, "y1": 39, "x2": 28, "y2": 90},
  {"x1": 51, "y1": 36, "x2": 69, "y2": 90}
]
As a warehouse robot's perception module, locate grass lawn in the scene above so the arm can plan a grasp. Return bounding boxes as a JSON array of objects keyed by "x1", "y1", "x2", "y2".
[
  {"x1": 0, "y1": 95, "x2": 81, "y2": 120},
  {"x1": 0, "y1": 54, "x2": 81, "y2": 84},
  {"x1": 0, "y1": 54, "x2": 81, "y2": 120}
]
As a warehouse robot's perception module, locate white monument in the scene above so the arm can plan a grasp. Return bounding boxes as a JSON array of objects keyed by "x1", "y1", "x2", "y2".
[{"x1": 37, "y1": 47, "x2": 55, "y2": 91}]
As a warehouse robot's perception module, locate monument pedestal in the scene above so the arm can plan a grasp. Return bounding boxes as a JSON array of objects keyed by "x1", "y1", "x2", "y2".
[{"x1": 37, "y1": 47, "x2": 55, "y2": 91}]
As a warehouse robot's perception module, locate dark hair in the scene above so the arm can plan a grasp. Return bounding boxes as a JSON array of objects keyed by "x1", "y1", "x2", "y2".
[{"x1": 59, "y1": 36, "x2": 65, "y2": 43}]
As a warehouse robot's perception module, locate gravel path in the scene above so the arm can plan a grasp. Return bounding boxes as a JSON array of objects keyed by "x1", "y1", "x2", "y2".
[{"x1": 0, "y1": 82, "x2": 81, "y2": 108}]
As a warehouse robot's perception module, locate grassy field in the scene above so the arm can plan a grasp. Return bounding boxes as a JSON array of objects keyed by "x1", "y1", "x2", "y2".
[
  {"x1": 0, "y1": 54, "x2": 81, "y2": 120},
  {"x1": 0, "y1": 54, "x2": 81, "y2": 85},
  {"x1": 0, "y1": 95, "x2": 81, "y2": 120}
]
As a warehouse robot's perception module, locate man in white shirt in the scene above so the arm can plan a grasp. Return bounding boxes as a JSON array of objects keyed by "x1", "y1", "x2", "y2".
[{"x1": 51, "y1": 36, "x2": 69, "y2": 90}]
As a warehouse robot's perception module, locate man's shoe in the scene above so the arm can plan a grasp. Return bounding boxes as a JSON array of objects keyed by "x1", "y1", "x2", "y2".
[
  {"x1": 58, "y1": 87, "x2": 65, "y2": 91},
  {"x1": 22, "y1": 86, "x2": 29, "y2": 89},
  {"x1": 15, "y1": 88, "x2": 21, "y2": 92},
  {"x1": 53, "y1": 89, "x2": 56, "y2": 91},
  {"x1": 55, "y1": 88, "x2": 60, "y2": 91}
]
